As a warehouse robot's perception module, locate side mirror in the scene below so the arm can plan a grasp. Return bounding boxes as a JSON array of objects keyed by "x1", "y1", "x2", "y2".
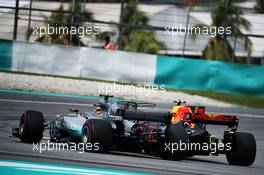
[
  {"x1": 99, "y1": 94, "x2": 114, "y2": 101},
  {"x1": 70, "y1": 108, "x2": 79, "y2": 113},
  {"x1": 173, "y1": 100, "x2": 186, "y2": 105}
]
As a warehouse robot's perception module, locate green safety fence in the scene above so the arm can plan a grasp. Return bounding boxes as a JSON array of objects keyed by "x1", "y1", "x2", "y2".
[
  {"x1": 155, "y1": 55, "x2": 264, "y2": 97},
  {"x1": 0, "y1": 39, "x2": 12, "y2": 70}
]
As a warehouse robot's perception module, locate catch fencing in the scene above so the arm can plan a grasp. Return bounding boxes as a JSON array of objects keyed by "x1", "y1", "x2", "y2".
[{"x1": 0, "y1": 0, "x2": 264, "y2": 64}]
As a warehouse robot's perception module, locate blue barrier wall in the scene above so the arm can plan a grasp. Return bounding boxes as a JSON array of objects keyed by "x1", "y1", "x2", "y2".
[
  {"x1": 155, "y1": 55, "x2": 264, "y2": 97},
  {"x1": 1, "y1": 39, "x2": 264, "y2": 97},
  {"x1": 0, "y1": 40, "x2": 12, "y2": 70}
]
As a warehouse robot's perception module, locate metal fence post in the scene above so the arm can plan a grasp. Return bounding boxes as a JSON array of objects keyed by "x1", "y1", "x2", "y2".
[
  {"x1": 13, "y1": 0, "x2": 19, "y2": 40},
  {"x1": 26, "y1": 0, "x2": 33, "y2": 41},
  {"x1": 223, "y1": 0, "x2": 232, "y2": 61},
  {"x1": 232, "y1": 9, "x2": 238, "y2": 62},
  {"x1": 70, "y1": 0, "x2": 76, "y2": 45},
  {"x1": 182, "y1": 3, "x2": 191, "y2": 58},
  {"x1": 117, "y1": 0, "x2": 125, "y2": 50},
  {"x1": 79, "y1": 0, "x2": 87, "y2": 46}
]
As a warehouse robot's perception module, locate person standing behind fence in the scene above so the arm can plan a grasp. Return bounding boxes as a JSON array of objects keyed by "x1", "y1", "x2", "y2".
[{"x1": 104, "y1": 36, "x2": 116, "y2": 50}]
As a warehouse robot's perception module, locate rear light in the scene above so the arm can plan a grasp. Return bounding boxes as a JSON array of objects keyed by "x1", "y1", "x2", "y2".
[{"x1": 184, "y1": 113, "x2": 192, "y2": 120}]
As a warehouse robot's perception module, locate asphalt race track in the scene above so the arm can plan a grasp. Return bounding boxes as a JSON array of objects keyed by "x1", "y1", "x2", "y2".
[{"x1": 0, "y1": 91, "x2": 264, "y2": 175}]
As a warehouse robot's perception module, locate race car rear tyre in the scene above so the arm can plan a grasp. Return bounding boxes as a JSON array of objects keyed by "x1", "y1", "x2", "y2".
[
  {"x1": 81, "y1": 119, "x2": 113, "y2": 153},
  {"x1": 19, "y1": 110, "x2": 44, "y2": 143},
  {"x1": 162, "y1": 122, "x2": 189, "y2": 160},
  {"x1": 226, "y1": 132, "x2": 256, "y2": 166}
]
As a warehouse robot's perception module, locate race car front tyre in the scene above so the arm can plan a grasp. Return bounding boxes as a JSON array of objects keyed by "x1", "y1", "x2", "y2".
[
  {"x1": 226, "y1": 132, "x2": 256, "y2": 166},
  {"x1": 81, "y1": 119, "x2": 113, "y2": 153},
  {"x1": 19, "y1": 110, "x2": 44, "y2": 143},
  {"x1": 162, "y1": 122, "x2": 189, "y2": 160}
]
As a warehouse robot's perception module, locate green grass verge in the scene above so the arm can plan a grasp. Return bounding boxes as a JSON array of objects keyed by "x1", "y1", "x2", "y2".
[{"x1": 180, "y1": 90, "x2": 264, "y2": 109}]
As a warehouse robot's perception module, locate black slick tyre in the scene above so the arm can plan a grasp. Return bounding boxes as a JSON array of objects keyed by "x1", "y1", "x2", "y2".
[
  {"x1": 81, "y1": 119, "x2": 113, "y2": 152},
  {"x1": 163, "y1": 122, "x2": 189, "y2": 160},
  {"x1": 226, "y1": 132, "x2": 256, "y2": 166},
  {"x1": 19, "y1": 110, "x2": 44, "y2": 143}
]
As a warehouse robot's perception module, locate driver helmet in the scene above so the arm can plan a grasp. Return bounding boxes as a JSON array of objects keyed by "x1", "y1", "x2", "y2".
[{"x1": 95, "y1": 107, "x2": 102, "y2": 114}]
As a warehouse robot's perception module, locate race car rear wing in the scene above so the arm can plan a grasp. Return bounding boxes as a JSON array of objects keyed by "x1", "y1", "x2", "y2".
[
  {"x1": 118, "y1": 101, "x2": 156, "y2": 110},
  {"x1": 186, "y1": 113, "x2": 239, "y2": 127},
  {"x1": 98, "y1": 94, "x2": 156, "y2": 109},
  {"x1": 122, "y1": 110, "x2": 171, "y2": 123}
]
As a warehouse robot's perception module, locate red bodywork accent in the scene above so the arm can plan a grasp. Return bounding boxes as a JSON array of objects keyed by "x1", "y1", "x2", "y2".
[{"x1": 171, "y1": 106, "x2": 238, "y2": 128}]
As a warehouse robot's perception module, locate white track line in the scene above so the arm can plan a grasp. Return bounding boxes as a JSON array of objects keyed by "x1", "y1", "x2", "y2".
[{"x1": 0, "y1": 99, "x2": 93, "y2": 107}]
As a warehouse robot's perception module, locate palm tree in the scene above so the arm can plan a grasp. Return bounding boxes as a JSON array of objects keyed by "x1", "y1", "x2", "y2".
[
  {"x1": 28, "y1": 2, "x2": 93, "y2": 46},
  {"x1": 119, "y1": 0, "x2": 164, "y2": 54},
  {"x1": 193, "y1": 0, "x2": 251, "y2": 62}
]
